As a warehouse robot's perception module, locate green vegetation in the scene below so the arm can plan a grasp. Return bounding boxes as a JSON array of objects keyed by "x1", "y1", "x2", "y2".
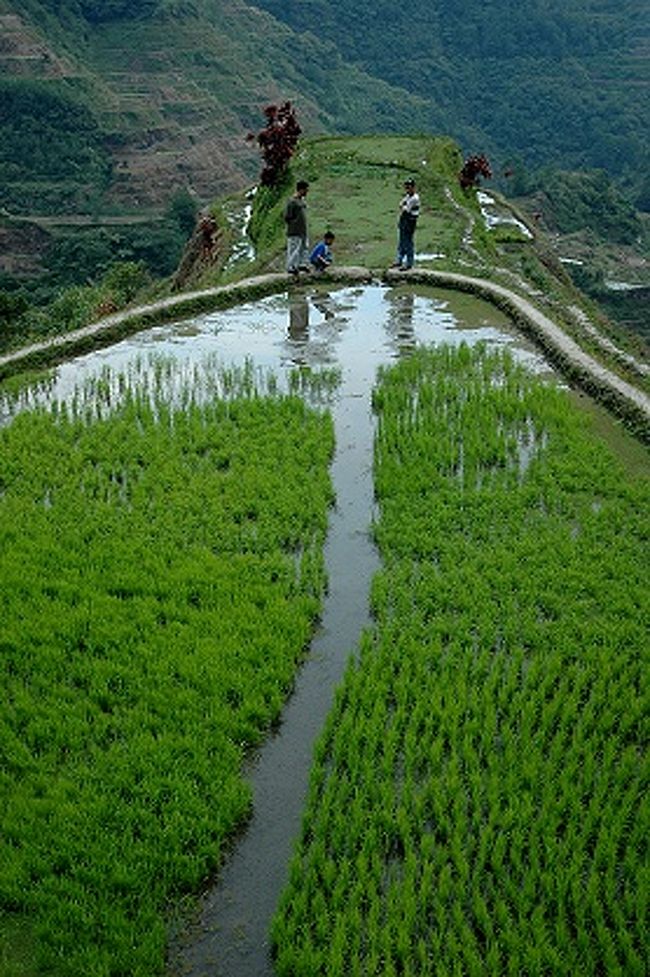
[
  {"x1": 77, "y1": 0, "x2": 160, "y2": 22},
  {"x1": 513, "y1": 172, "x2": 650, "y2": 340},
  {"x1": 2, "y1": 0, "x2": 432, "y2": 219},
  {"x1": 0, "y1": 123, "x2": 648, "y2": 975},
  {"x1": 534, "y1": 171, "x2": 641, "y2": 245},
  {"x1": 272, "y1": 344, "x2": 648, "y2": 976},
  {"x1": 2, "y1": 133, "x2": 647, "y2": 395},
  {"x1": 28, "y1": 0, "x2": 161, "y2": 22},
  {"x1": 0, "y1": 260, "x2": 154, "y2": 355},
  {"x1": 0, "y1": 190, "x2": 200, "y2": 353},
  {"x1": 253, "y1": 0, "x2": 648, "y2": 189},
  {"x1": 166, "y1": 187, "x2": 199, "y2": 239},
  {"x1": 243, "y1": 136, "x2": 649, "y2": 381},
  {"x1": 3, "y1": 0, "x2": 648, "y2": 357},
  {"x1": 247, "y1": 171, "x2": 293, "y2": 260},
  {"x1": 594, "y1": 287, "x2": 650, "y2": 344},
  {"x1": 0, "y1": 80, "x2": 112, "y2": 216},
  {"x1": 42, "y1": 226, "x2": 178, "y2": 285},
  {"x1": 249, "y1": 135, "x2": 472, "y2": 274},
  {"x1": 0, "y1": 361, "x2": 334, "y2": 975},
  {"x1": 5, "y1": 0, "x2": 648, "y2": 224}
]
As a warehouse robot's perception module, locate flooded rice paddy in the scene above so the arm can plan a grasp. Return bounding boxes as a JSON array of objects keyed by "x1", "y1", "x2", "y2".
[
  {"x1": 4, "y1": 283, "x2": 642, "y2": 976},
  {"x1": 1, "y1": 284, "x2": 547, "y2": 420}
]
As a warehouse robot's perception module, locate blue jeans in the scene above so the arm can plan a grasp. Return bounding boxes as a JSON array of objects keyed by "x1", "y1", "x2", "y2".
[
  {"x1": 397, "y1": 215, "x2": 416, "y2": 268},
  {"x1": 286, "y1": 236, "x2": 309, "y2": 272}
]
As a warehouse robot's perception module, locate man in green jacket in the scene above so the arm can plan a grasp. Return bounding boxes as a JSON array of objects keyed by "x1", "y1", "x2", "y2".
[{"x1": 284, "y1": 180, "x2": 310, "y2": 274}]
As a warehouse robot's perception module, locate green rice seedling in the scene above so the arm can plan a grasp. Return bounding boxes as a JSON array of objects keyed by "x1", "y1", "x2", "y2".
[
  {"x1": 0, "y1": 361, "x2": 336, "y2": 975},
  {"x1": 272, "y1": 343, "x2": 648, "y2": 975}
]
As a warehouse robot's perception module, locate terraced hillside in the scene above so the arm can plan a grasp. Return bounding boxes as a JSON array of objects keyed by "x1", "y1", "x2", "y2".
[
  {"x1": 3, "y1": 134, "x2": 648, "y2": 405},
  {"x1": 253, "y1": 0, "x2": 650, "y2": 180},
  {"x1": 0, "y1": 0, "x2": 428, "y2": 215},
  {"x1": 3, "y1": 0, "x2": 649, "y2": 217},
  {"x1": 192, "y1": 135, "x2": 650, "y2": 401}
]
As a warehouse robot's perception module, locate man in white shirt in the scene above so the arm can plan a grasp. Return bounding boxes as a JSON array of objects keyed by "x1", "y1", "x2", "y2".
[{"x1": 394, "y1": 178, "x2": 420, "y2": 269}]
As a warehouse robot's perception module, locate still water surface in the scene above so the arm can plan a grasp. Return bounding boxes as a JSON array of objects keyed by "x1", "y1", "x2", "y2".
[
  {"x1": 1, "y1": 284, "x2": 547, "y2": 420},
  {"x1": 155, "y1": 285, "x2": 545, "y2": 977}
]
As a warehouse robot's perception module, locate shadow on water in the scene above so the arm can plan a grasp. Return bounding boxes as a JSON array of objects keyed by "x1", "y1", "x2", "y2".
[{"x1": 0, "y1": 284, "x2": 560, "y2": 977}]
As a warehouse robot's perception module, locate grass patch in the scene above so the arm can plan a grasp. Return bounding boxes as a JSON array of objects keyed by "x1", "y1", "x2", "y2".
[{"x1": 284, "y1": 136, "x2": 466, "y2": 271}]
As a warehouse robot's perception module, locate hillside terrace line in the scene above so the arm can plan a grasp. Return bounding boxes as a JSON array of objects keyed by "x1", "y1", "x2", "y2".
[{"x1": 1, "y1": 266, "x2": 648, "y2": 442}]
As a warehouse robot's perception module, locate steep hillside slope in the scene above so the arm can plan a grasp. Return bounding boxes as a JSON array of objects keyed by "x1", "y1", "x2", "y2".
[
  {"x1": 0, "y1": 0, "x2": 429, "y2": 215},
  {"x1": 5, "y1": 134, "x2": 646, "y2": 402},
  {"x1": 4, "y1": 0, "x2": 647, "y2": 219},
  {"x1": 177, "y1": 134, "x2": 650, "y2": 387},
  {"x1": 2, "y1": 0, "x2": 647, "y2": 305},
  {"x1": 2, "y1": 140, "x2": 647, "y2": 977},
  {"x1": 252, "y1": 0, "x2": 650, "y2": 184}
]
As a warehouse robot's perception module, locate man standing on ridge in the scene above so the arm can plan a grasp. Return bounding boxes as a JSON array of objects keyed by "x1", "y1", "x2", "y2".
[
  {"x1": 284, "y1": 180, "x2": 310, "y2": 275},
  {"x1": 393, "y1": 178, "x2": 420, "y2": 269}
]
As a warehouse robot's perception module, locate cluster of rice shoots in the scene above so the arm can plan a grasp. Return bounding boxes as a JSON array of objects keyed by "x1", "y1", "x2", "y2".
[
  {"x1": 0, "y1": 359, "x2": 335, "y2": 975},
  {"x1": 272, "y1": 343, "x2": 648, "y2": 977}
]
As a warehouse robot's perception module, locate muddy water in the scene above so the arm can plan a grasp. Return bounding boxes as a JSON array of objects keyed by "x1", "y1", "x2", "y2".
[
  {"x1": 166, "y1": 353, "x2": 382, "y2": 977},
  {"x1": 0, "y1": 284, "x2": 547, "y2": 419},
  {"x1": 0, "y1": 284, "x2": 551, "y2": 977}
]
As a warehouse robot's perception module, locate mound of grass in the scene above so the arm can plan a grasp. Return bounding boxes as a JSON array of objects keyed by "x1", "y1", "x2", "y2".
[{"x1": 247, "y1": 135, "x2": 473, "y2": 273}]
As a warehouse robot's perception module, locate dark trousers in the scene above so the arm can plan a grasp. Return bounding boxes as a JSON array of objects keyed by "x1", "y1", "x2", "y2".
[{"x1": 397, "y1": 215, "x2": 416, "y2": 268}]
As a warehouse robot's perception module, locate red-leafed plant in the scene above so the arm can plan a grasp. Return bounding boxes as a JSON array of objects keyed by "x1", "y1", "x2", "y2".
[
  {"x1": 459, "y1": 153, "x2": 492, "y2": 190},
  {"x1": 248, "y1": 102, "x2": 302, "y2": 187}
]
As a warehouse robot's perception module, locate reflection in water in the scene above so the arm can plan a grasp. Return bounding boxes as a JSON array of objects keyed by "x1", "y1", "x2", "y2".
[
  {"x1": 385, "y1": 288, "x2": 416, "y2": 353},
  {"x1": 311, "y1": 292, "x2": 335, "y2": 321},
  {"x1": 287, "y1": 294, "x2": 310, "y2": 366},
  {"x1": 1, "y1": 283, "x2": 557, "y2": 977},
  {"x1": 162, "y1": 287, "x2": 552, "y2": 977},
  {"x1": 287, "y1": 294, "x2": 309, "y2": 343},
  {"x1": 284, "y1": 291, "x2": 348, "y2": 371},
  {"x1": 1, "y1": 284, "x2": 549, "y2": 427}
]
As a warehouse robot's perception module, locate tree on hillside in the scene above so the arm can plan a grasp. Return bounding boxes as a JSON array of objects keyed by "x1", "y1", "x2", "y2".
[
  {"x1": 459, "y1": 154, "x2": 492, "y2": 190},
  {"x1": 540, "y1": 170, "x2": 641, "y2": 244},
  {"x1": 78, "y1": 0, "x2": 159, "y2": 21},
  {"x1": 249, "y1": 102, "x2": 302, "y2": 187}
]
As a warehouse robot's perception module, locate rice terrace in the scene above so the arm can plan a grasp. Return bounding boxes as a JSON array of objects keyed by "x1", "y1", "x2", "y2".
[{"x1": 0, "y1": 136, "x2": 648, "y2": 977}]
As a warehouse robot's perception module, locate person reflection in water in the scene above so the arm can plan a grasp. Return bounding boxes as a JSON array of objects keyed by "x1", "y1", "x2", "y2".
[
  {"x1": 311, "y1": 292, "x2": 335, "y2": 321},
  {"x1": 288, "y1": 293, "x2": 309, "y2": 344},
  {"x1": 387, "y1": 289, "x2": 416, "y2": 352}
]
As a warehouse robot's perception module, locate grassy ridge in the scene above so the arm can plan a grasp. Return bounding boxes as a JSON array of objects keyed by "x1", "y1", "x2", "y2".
[
  {"x1": 247, "y1": 135, "x2": 475, "y2": 275},
  {"x1": 272, "y1": 345, "x2": 648, "y2": 976},
  {"x1": 0, "y1": 363, "x2": 334, "y2": 975}
]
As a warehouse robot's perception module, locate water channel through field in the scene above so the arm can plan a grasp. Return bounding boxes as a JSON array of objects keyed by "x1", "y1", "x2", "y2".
[{"x1": 3, "y1": 284, "x2": 553, "y2": 976}]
